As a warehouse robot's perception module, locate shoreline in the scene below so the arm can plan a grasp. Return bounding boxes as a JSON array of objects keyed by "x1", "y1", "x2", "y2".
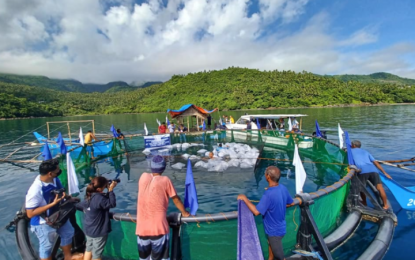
[{"x1": 1, "y1": 102, "x2": 414, "y2": 121}]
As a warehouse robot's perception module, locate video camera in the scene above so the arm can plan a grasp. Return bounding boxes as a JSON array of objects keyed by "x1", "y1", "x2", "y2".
[{"x1": 108, "y1": 178, "x2": 121, "y2": 185}]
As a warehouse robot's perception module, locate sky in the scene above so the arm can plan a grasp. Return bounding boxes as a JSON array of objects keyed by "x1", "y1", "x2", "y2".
[{"x1": 0, "y1": 0, "x2": 414, "y2": 84}]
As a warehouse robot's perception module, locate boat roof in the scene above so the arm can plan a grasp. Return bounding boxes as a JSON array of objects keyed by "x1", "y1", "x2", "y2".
[{"x1": 239, "y1": 114, "x2": 307, "y2": 120}]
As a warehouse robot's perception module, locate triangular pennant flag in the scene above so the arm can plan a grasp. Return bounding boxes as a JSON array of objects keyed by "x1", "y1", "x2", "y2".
[
  {"x1": 66, "y1": 152, "x2": 80, "y2": 195},
  {"x1": 156, "y1": 119, "x2": 161, "y2": 126},
  {"x1": 315, "y1": 120, "x2": 323, "y2": 138},
  {"x1": 237, "y1": 200, "x2": 264, "y2": 260},
  {"x1": 184, "y1": 159, "x2": 198, "y2": 215},
  {"x1": 338, "y1": 123, "x2": 344, "y2": 149},
  {"x1": 144, "y1": 123, "x2": 148, "y2": 136},
  {"x1": 79, "y1": 127, "x2": 85, "y2": 146},
  {"x1": 202, "y1": 120, "x2": 206, "y2": 131},
  {"x1": 256, "y1": 118, "x2": 261, "y2": 130},
  {"x1": 56, "y1": 132, "x2": 67, "y2": 155},
  {"x1": 110, "y1": 125, "x2": 118, "y2": 138},
  {"x1": 293, "y1": 144, "x2": 306, "y2": 194},
  {"x1": 288, "y1": 117, "x2": 292, "y2": 131},
  {"x1": 344, "y1": 131, "x2": 355, "y2": 165},
  {"x1": 42, "y1": 142, "x2": 52, "y2": 161},
  {"x1": 166, "y1": 117, "x2": 170, "y2": 126}
]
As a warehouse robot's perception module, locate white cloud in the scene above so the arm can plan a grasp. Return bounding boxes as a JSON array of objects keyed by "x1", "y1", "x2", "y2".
[{"x1": 0, "y1": 0, "x2": 413, "y2": 83}]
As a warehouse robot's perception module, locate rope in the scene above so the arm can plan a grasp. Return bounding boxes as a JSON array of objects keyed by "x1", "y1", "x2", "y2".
[
  {"x1": 293, "y1": 206, "x2": 299, "y2": 231},
  {"x1": 219, "y1": 212, "x2": 228, "y2": 221}
]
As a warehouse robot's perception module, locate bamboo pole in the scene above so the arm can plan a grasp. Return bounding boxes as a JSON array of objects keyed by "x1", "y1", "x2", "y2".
[
  {"x1": 92, "y1": 120, "x2": 95, "y2": 135},
  {"x1": 300, "y1": 117, "x2": 303, "y2": 131},
  {"x1": 67, "y1": 122, "x2": 71, "y2": 143},
  {"x1": 381, "y1": 158, "x2": 415, "y2": 163},
  {"x1": 4, "y1": 147, "x2": 25, "y2": 160},
  {"x1": 398, "y1": 163, "x2": 415, "y2": 167},
  {"x1": 378, "y1": 160, "x2": 415, "y2": 173},
  {"x1": 47, "y1": 122, "x2": 50, "y2": 139}
]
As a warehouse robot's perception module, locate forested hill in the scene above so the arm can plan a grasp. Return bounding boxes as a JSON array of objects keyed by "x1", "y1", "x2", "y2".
[
  {"x1": 330, "y1": 72, "x2": 415, "y2": 86},
  {"x1": 0, "y1": 73, "x2": 134, "y2": 93},
  {"x1": 1, "y1": 67, "x2": 415, "y2": 118}
]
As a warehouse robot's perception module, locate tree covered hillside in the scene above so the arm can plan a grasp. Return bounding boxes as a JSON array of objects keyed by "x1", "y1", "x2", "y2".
[{"x1": 1, "y1": 67, "x2": 415, "y2": 118}]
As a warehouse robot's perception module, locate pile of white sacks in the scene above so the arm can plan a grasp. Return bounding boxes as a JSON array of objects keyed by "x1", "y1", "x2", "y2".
[{"x1": 168, "y1": 142, "x2": 260, "y2": 172}]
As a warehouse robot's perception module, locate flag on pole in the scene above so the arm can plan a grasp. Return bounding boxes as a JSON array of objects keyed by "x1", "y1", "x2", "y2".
[
  {"x1": 293, "y1": 144, "x2": 306, "y2": 194},
  {"x1": 202, "y1": 120, "x2": 206, "y2": 131},
  {"x1": 42, "y1": 142, "x2": 52, "y2": 161},
  {"x1": 56, "y1": 132, "x2": 67, "y2": 155},
  {"x1": 79, "y1": 127, "x2": 85, "y2": 146},
  {"x1": 338, "y1": 123, "x2": 344, "y2": 149},
  {"x1": 156, "y1": 119, "x2": 161, "y2": 126},
  {"x1": 166, "y1": 117, "x2": 170, "y2": 126},
  {"x1": 184, "y1": 159, "x2": 199, "y2": 215},
  {"x1": 315, "y1": 120, "x2": 323, "y2": 138},
  {"x1": 66, "y1": 152, "x2": 80, "y2": 195},
  {"x1": 344, "y1": 131, "x2": 355, "y2": 165},
  {"x1": 144, "y1": 123, "x2": 148, "y2": 136},
  {"x1": 288, "y1": 117, "x2": 292, "y2": 131},
  {"x1": 110, "y1": 125, "x2": 118, "y2": 138},
  {"x1": 256, "y1": 118, "x2": 261, "y2": 130}
]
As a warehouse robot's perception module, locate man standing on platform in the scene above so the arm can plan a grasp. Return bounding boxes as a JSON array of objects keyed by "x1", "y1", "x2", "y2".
[
  {"x1": 237, "y1": 166, "x2": 295, "y2": 260},
  {"x1": 158, "y1": 122, "x2": 167, "y2": 134},
  {"x1": 136, "y1": 156, "x2": 190, "y2": 260},
  {"x1": 351, "y1": 140, "x2": 391, "y2": 209}
]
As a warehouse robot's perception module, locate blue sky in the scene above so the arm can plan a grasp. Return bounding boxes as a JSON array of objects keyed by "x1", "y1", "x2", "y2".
[{"x1": 0, "y1": 0, "x2": 414, "y2": 83}]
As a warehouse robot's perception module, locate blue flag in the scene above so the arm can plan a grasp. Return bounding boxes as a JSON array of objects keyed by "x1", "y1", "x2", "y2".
[
  {"x1": 202, "y1": 120, "x2": 206, "y2": 131},
  {"x1": 344, "y1": 131, "x2": 355, "y2": 165},
  {"x1": 315, "y1": 120, "x2": 323, "y2": 138},
  {"x1": 256, "y1": 118, "x2": 261, "y2": 130},
  {"x1": 184, "y1": 159, "x2": 198, "y2": 215},
  {"x1": 110, "y1": 125, "x2": 118, "y2": 138},
  {"x1": 56, "y1": 132, "x2": 67, "y2": 155},
  {"x1": 42, "y1": 142, "x2": 52, "y2": 161},
  {"x1": 166, "y1": 116, "x2": 170, "y2": 126}
]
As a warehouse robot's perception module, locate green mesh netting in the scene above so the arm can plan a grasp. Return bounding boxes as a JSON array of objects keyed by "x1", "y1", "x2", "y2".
[{"x1": 58, "y1": 130, "x2": 349, "y2": 260}]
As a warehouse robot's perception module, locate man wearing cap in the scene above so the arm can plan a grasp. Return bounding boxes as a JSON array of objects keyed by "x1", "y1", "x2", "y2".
[
  {"x1": 136, "y1": 155, "x2": 190, "y2": 260},
  {"x1": 25, "y1": 159, "x2": 74, "y2": 260}
]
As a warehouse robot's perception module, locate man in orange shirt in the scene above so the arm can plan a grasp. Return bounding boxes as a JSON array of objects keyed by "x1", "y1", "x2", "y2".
[{"x1": 136, "y1": 155, "x2": 190, "y2": 260}]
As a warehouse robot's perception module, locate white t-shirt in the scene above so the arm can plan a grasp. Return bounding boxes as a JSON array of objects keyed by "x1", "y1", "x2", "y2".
[
  {"x1": 168, "y1": 125, "x2": 175, "y2": 133},
  {"x1": 26, "y1": 176, "x2": 62, "y2": 225}
]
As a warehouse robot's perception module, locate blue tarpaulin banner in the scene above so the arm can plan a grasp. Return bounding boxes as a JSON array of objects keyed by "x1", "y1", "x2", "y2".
[
  {"x1": 144, "y1": 134, "x2": 171, "y2": 148},
  {"x1": 237, "y1": 200, "x2": 264, "y2": 260}
]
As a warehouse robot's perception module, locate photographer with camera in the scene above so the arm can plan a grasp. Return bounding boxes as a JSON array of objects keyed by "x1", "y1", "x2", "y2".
[
  {"x1": 77, "y1": 176, "x2": 117, "y2": 260},
  {"x1": 25, "y1": 159, "x2": 75, "y2": 260}
]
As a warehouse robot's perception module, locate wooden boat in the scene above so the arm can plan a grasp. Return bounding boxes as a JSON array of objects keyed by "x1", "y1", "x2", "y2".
[{"x1": 379, "y1": 174, "x2": 415, "y2": 210}]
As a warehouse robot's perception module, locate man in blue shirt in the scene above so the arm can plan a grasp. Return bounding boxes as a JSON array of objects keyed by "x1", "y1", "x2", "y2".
[
  {"x1": 351, "y1": 140, "x2": 391, "y2": 210},
  {"x1": 238, "y1": 166, "x2": 295, "y2": 260}
]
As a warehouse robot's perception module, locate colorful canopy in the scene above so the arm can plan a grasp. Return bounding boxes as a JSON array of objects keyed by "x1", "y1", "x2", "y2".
[{"x1": 167, "y1": 104, "x2": 218, "y2": 118}]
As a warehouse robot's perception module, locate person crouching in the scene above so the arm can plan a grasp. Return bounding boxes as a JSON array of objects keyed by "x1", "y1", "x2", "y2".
[{"x1": 77, "y1": 176, "x2": 117, "y2": 260}]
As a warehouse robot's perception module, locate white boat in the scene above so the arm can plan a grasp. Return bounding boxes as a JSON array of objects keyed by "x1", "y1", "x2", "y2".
[{"x1": 225, "y1": 114, "x2": 313, "y2": 149}]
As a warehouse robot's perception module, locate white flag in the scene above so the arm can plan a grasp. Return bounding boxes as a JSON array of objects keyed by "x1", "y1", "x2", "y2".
[
  {"x1": 156, "y1": 119, "x2": 161, "y2": 126},
  {"x1": 293, "y1": 144, "x2": 306, "y2": 194},
  {"x1": 288, "y1": 117, "x2": 293, "y2": 131},
  {"x1": 79, "y1": 127, "x2": 84, "y2": 146},
  {"x1": 338, "y1": 123, "x2": 344, "y2": 149},
  {"x1": 66, "y1": 152, "x2": 80, "y2": 195},
  {"x1": 144, "y1": 123, "x2": 148, "y2": 136}
]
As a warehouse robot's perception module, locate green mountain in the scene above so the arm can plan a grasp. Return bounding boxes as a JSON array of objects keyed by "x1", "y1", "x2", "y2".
[
  {"x1": 330, "y1": 72, "x2": 415, "y2": 86},
  {"x1": 0, "y1": 73, "x2": 133, "y2": 93},
  {"x1": 1, "y1": 68, "x2": 415, "y2": 118}
]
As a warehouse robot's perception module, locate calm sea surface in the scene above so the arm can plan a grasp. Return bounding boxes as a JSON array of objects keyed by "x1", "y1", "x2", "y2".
[{"x1": 0, "y1": 105, "x2": 414, "y2": 259}]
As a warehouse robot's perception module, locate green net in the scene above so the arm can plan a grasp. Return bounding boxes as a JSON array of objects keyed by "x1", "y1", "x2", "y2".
[{"x1": 57, "y1": 130, "x2": 349, "y2": 260}]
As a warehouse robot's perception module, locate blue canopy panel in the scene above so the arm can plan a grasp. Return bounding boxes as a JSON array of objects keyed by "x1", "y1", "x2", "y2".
[{"x1": 167, "y1": 104, "x2": 218, "y2": 118}]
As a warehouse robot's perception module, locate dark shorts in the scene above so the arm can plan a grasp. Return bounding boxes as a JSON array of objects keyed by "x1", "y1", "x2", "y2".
[
  {"x1": 85, "y1": 235, "x2": 108, "y2": 259},
  {"x1": 137, "y1": 234, "x2": 169, "y2": 260},
  {"x1": 268, "y1": 236, "x2": 285, "y2": 260},
  {"x1": 358, "y1": 172, "x2": 381, "y2": 186}
]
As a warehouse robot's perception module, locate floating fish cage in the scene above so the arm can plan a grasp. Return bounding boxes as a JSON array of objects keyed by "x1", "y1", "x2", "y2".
[{"x1": 9, "y1": 129, "x2": 396, "y2": 260}]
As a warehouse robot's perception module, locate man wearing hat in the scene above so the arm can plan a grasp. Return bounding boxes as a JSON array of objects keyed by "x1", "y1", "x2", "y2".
[{"x1": 136, "y1": 155, "x2": 190, "y2": 260}]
